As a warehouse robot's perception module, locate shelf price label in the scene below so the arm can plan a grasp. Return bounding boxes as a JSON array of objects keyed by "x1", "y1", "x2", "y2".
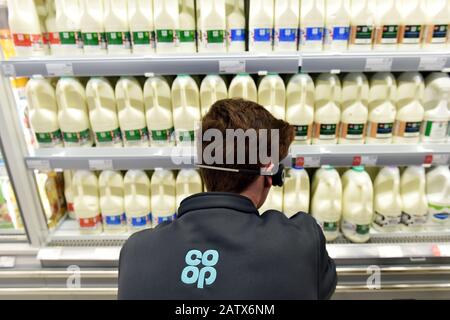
[
  {"x1": 378, "y1": 246, "x2": 404, "y2": 258},
  {"x1": 46, "y1": 63, "x2": 74, "y2": 77},
  {"x1": 88, "y1": 159, "x2": 114, "y2": 171},
  {"x1": 432, "y1": 154, "x2": 450, "y2": 165},
  {"x1": 365, "y1": 57, "x2": 393, "y2": 72},
  {"x1": 0, "y1": 256, "x2": 15, "y2": 269},
  {"x1": 293, "y1": 156, "x2": 320, "y2": 168},
  {"x1": 418, "y1": 57, "x2": 447, "y2": 71},
  {"x1": 352, "y1": 155, "x2": 378, "y2": 167},
  {"x1": 219, "y1": 60, "x2": 246, "y2": 74},
  {"x1": 26, "y1": 159, "x2": 51, "y2": 171},
  {"x1": 1, "y1": 64, "x2": 16, "y2": 77}
]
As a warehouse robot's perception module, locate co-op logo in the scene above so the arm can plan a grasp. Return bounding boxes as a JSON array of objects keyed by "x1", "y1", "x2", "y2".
[{"x1": 181, "y1": 249, "x2": 219, "y2": 289}]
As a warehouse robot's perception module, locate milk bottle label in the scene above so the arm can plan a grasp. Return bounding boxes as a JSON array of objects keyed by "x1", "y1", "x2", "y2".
[
  {"x1": 176, "y1": 130, "x2": 195, "y2": 144},
  {"x1": 313, "y1": 123, "x2": 337, "y2": 140},
  {"x1": 399, "y1": 25, "x2": 423, "y2": 44},
  {"x1": 78, "y1": 215, "x2": 102, "y2": 230},
  {"x1": 63, "y1": 129, "x2": 92, "y2": 147},
  {"x1": 375, "y1": 25, "x2": 399, "y2": 44},
  {"x1": 36, "y1": 130, "x2": 63, "y2": 147},
  {"x1": 13, "y1": 33, "x2": 45, "y2": 52},
  {"x1": 429, "y1": 204, "x2": 449, "y2": 222},
  {"x1": 229, "y1": 29, "x2": 246, "y2": 42},
  {"x1": 401, "y1": 212, "x2": 428, "y2": 227},
  {"x1": 367, "y1": 122, "x2": 394, "y2": 139},
  {"x1": 153, "y1": 213, "x2": 177, "y2": 226},
  {"x1": 294, "y1": 125, "x2": 312, "y2": 142},
  {"x1": 156, "y1": 30, "x2": 175, "y2": 43},
  {"x1": 342, "y1": 220, "x2": 370, "y2": 236},
  {"x1": 82, "y1": 32, "x2": 107, "y2": 49},
  {"x1": 48, "y1": 32, "x2": 62, "y2": 46},
  {"x1": 151, "y1": 128, "x2": 175, "y2": 145},
  {"x1": 128, "y1": 213, "x2": 152, "y2": 228},
  {"x1": 60, "y1": 31, "x2": 84, "y2": 49},
  {"x1": 176, "y1": 30, "x2": 196, "y2": 43},
  {"x1": 252, "y1": 28, "x2": 273, "y2": 42},
  {"x1": 123, "y1": 127, "x2": 149, "y2": 145},
  {"x1": 106, "y1": 32, "x2": 132, "y2": 49},
  {"x1": 425, "y1": 25, "x2": 448, "y2": 44},
  {"x1": 340, "y1": 123, "x2": 366, "y2": 140},
  {"x1": 422, "y1": 120, "x2": 448, "y2": 140},
  {"x1": 132, "y1": 31, "x2": 156, "y2": 47},
  {"x1": 350, "y1": 25, "x2": 374, "y2": 45},
  {"x1": 373, "y1": 212, "x2": 401, "y2": 228},
  {"x1": 325, "y1": 27, "x2": 350, "y2": 44},
  {"x1": 203, "y1": 30, "x2": 225, "y2": 44},
  {"x1": 300, "y1": 27, "x2": 324, "y2": 45},
  {"x1": 275, "y1": 28, "x2": 298, "y2": 43},
  {"x1": 95, "y1": 128, "x2": 122, "y2": 146},
  {"x1": 394, "y1": 121, "x2": 422, "y2": 138},
  {"x1": 104, "y1": 213, "x2": 126, "y2": 226}
]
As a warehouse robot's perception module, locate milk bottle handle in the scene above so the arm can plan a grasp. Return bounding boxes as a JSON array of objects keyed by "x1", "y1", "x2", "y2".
[
  {"x1": 151, "y1": 81, "x2": 160, "y2": 110},
  {"x1": 269, "y1": 77, "x2": 276, "y2": 108},
  {"x1": 29, "y1": 89, "x2": 40, "y2": 111},
  {"x1": 360, "y1": 183, "x2": 371, "y2": 212},
  {"x1": 93, "y1": 83, "x2": 103, "y2": 110},
  {"x1": 210, "y1": 78, "x2": 218, "y2": 105},
  {"x1": 233, "y1": 0, "x2": 240, "y2": 12},
  {"x1": 59, "y1": 81, "x2": 71, "y2": 109},
  {"x1": 122, "y1": 81, "x2": 132, "y2": 109},
  {"x1": 386, "y1": 76, "x2": 394, "y2": 101},
  {"x1": 180, "y1": 0, "x2": 188, "y2": 13},
  {"x1": 243, "y1": 78, "x2": 248, "y2": 100},
  {"x1": 330, "y1": 77, "x2": 337, "y2": 102},
  {"x1": 356, "y1": 77, "x2": 363, "y2": 102},
  {"x1": 299, "y1": 76, "x2": 307, "y2": 107},
  {"x1": 180, "y1": 78, "x2": 188, "y2": 109}
]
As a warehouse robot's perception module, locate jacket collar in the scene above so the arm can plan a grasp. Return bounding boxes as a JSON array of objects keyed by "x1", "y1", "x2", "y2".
[{"x1": 177, "y1": 192, "x2": 259, "y2": 218}]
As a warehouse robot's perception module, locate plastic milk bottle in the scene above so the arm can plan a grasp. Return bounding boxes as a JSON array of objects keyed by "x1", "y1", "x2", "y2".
[
  {"x1": 128, "y1": 0, "x2": 155, "y2": 54},
  {"x1": 349, "y1": 0, "x2": 375, "y2": 51},
  {"x1": 373, "y1": 0, "x2": 401, "y2": 51},
  {"x1": 258, "y1": 73, "x2": 286, "y2": 120},
  {"x1": 300, "y1": 0, "x2": 325, "y2": 52},
  {"x1": 199, "y1": 0, "x2": 227, "y2": 53},
  {"x1": 226, "y1": 0, "x2": 246, "y2": 52},
  {"x1": 99, "y1": 170, "x2": 127, "y2": 233},
  {"x1": 283, "y1": 167, "x2": 310, "y2": 218},
  {"x1": 274, "y1": 0, "x2": 300, "y2": 52},
  {"x1": 151, "y1": 169, "x2": 177, "y2": 225},
  {"x1": 176, "y1": 169, "x2": 203, "y2": 207},
  {"x1": 324, "y1": 0, "x2": 351, "y2": 51},
  {"x1": 80, "y1": 0, "x2": 107, "y2": 55},
  {"x1": 124, "y1": 170, "x2": 152, "y2": 231},
  {"x1": 400, "y1": 166, "x2": 428, "y2": 230},
  {"x1": 249, "y1": 0, "x2": 274, "y2": 52},
  {"x1": 55, "y1": 0, "x2": 83, "y2": 55},
  {"x1": 229, "y1": 74, "x2": 258, "y2": 103},
  {"x1": 200, "y1": 75, "x2": 228, "y2": 117},
  {"x1": 103, "y1": 0, "x2": 131, "y2": 54},
  {"x1": 178, "y1": 0, "x2": 197, "y2": 53},
  {"x1": 153, "y1": 0, "x2": 179, "y2": 53}
]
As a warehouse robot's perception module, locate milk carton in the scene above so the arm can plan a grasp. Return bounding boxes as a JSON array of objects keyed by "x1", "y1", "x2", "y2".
[
  {"x1": 423, "y1": 0, "x2": 449, "y2": 50},
  {"x1": 349, "y1": 0, "x2": 375, "y2": 51},
  {"x1": 153, "y1": 0, "x2": 178, "y2": 53},
  {"x1": 128, "y1": 0, "x2": 155, "y2": 54},
  {"x1": 258, "y1": 73, "x2": 286, "y2": 120},
  {"x1": 86, "y1": 77, "x2": 123, "y2": 147},
  {"x1": 398, "y1": 0, "x2": 426, "y2": 50},
  {"x1": 229, "y1": 74, "x2": 258, "y2": 102},
  {"x1": 324, "y1": 0, "x2": 351, "y2": 51},
  {"x1": 80, "y1": 0, "x2": 107, "y2": 55},
  {"x1": 99, "y1": 170, "x2": 127, "y2": 233},
  {"x1": 124, "y1": 170, "x2": 152, "y2": 230},
  {"x1": 259, "y1": 186, "x2": 284, "y2": 213},
  {"x1": 199, "y1": 0, "x2": 227, "y2": 53},
  {"x1": 55, "y1": 0, "x2": 83, "y2": 55},
  {"x1": 400, "y1": 166, "x2": 428, "y2": 230},
  {"x1": 274, "y1": 0, "x2": 300, "y2": 52},
  {"x1": 200, "y1": 75, "x2": 228, "y2": 117},
  {"x1": 151, "y1": 169, "x2": 177, "y2": 225},
  {"x1": 178, "y1": 0, "x2": 197, "y2": 53},
  {"x1": 226, "y1": 0, "x2": 246, "y2": 52},
  {"x1": 300, "y1": 0, "x2": 325, "y2": 52},
  {"x1": 426, "y1": 166, "x2": 450, "y2": 226},
  {"x1": 176, "y1": 169, "x2": 203, "y2": 207},
  {"x1": 104, "y1": 0, "x2": 131, "y2": 54},
  {"x1": 249, "y1": 0, "x2": 274, "y2": 52},
  {"x1": 283, "y1": 167, "x2": 310, "y2": 218},
  {"x1": 373, "y1": 0, "x2": 400, "y2": 51}
]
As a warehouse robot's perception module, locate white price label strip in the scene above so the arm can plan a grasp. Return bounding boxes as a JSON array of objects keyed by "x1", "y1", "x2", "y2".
[
  {"x1": 219, "y1": 60, "x2": 246, "y2": 74},
  {"x1": 418, "y1": 57, "x2": 447, "y2": 71},
  {"x1": 89, "y1": 160, "x2": 114, "y2": 170},
  {"x1": 365, "y1": 57, "x2": 393, "y2": 72},
  {"x1": 2, "y1": 64, "x2": 16, "y2": 77},
  {"x1": 361, "y1": 156, "x2": 378, "y2": 166},
  {"x1": 433, "y1": 154, "x2": 450, "y2": 165},
  {"x1": 438, "y1": 245, "x2": 450, "y2": 257},
  {"x1": 378, "y1": 246, "x2": 404, "y2": 258},
  {"x1": 26, "y1": 160, "x2": 51, "y2": 171},
  {"x1": 0, "y1": 256, "x2": 15, "y2": 268},
  {"x1": 46, "y1": 63, "x2": 74, "y2": 77}
]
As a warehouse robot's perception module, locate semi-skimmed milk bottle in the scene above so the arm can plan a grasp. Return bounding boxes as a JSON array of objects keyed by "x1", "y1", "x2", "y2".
[
  {"x1": 259, "y1": 186, "x2": 284, "y2": 214},
  {"x1": 200, "y1": 75, "x2": 228, "y2": 117},
  {"x1": 349, "y1": 0, "x2": 375, "y2": 51},
  {"x1": 274, "y1": 0, "x2": 300, "y2": 52},
  {"x1": 339, "y1": 73, "x2": 369, "y2": 144},
  {"x1": 116, "y1": 77, "x2": 149, "y2": 147},
  {"x1": 151, "y1": 169, "x2": 177, "y2": 225},
  {"x1": 300, "y1": 0, "x2": 325, "y2": 52},
  {"x1": 398, "y1": 0, "x2": 426, "y2": 50},
  {"x1": 56, "y1": 77, "x2": 93, "y2": 147},
  {"x1": 373, "y1": 0, "x2": 400, "y2": 51},
  {"x1": 99, "y1": 170, "x2": 127, "y2": 233},
  {"x1": 144, "y1": 76, "x2": 175, "y2": 146},
  {"x1": 373, "y1": 166, "x2": 403, "y2": 232},
  {"x1": 400, "y1": 166, "x2": 428, "y2": 230},
  {"x1": 26, "y1": 77, "x2": 63, "y2": 148},
  {"x1": 104, "y1": 0, "x2": 131, "y2": 55},
  {"x1": 283, "y1": 167, "x2": 310, "y2": 218},
  {"x1": 229, "y1": 74, "x2": 258, "y2": 103},
  {"x1": 426, "y1": 166, "x2": 450, "y2": 227},
  {"x1": 226, "y1": 0, "x2": 246, "y2": 52},
  {"x1": 55, "y1": 0, "x2": 83, "y2": 55},
  {"x1": 72, "y1": 170, "x2": 102, "y2": 233},
  {"x1": 249, "y1": 0, "x2": 274, "y2": 52},
  {"x1": 313, "y1": 73, "x2": 341, "y2": 145},
  {"x1": 153, "y1": 0, "x2": 178, "y2": 53},
  {"x1": 7, "y1": 0, "x2": 46, "y2": 56},
  {"x1": 80, "y1": 0, "x2": 107, "y2": 55},
  {"x1": 177, "y1": 0, "x2": 197, "y2": 53},
  {"x1": 367, "y1": 72, "x2": 397, "y2": 144},
  {"x1": 393, "y1": 72, "x2": 425, "y2": 144},
  {"x1": 128, "y1": 0, "x2": 155, "y2": 54},
  {"x1": 124, "y1": 170, "x2": 152, "y2": 231},
  {"x1": 86, "y1": 77, "x2": 123, "y2": 147},
  {"x1": 324, "y1": 0, "x2": 351, "y2": 51},
  {"x1": 341, "y1": 166, "x2": 374, "y2": 243},
  {"x1": 45, "y1": 0, "x2": 62, "y2": 55},
  {"x1": 423, "y1": 0, "x2": 449, "y2": 50},
  {"x1": 172, "y1": 75, "x2": 201, "y2": 145},
  {"x1": 286, "y1": 74, "x2": 315, "y2": 145},
  {"x1": 176, "y1": 169, "x2": 203, "y2": 207},
  {"x1": 311, "y1": 166, "x2": 342, "y2": 242},
  {"x1": 64, "y1": 170, "x2": 76, "y2": 219},
  {"x1": 258, "y1": 73, "x2": 286, "y2": 120},
  {"x1": 199, "y1": 0, "x2": 227, "y2": 53}
]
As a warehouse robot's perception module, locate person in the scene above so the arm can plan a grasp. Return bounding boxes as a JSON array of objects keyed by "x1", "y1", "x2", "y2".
[{"x1": 118, "y1": 98, "x2": 337, "y2": 300}]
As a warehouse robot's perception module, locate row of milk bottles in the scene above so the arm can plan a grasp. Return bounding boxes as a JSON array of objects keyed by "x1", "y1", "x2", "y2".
[
  {"x1": 249, "y1": 0, "x2": 450, "y2": 52},
  {"x1": 65, "y1": 169, "x2": 203, "y2": 233},
  {"x1": 7, "y1": 0, "x2": 247, "y2": 56}
]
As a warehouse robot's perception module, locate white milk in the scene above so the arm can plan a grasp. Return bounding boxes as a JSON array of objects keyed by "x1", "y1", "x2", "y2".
[
  {"x1": 200, "y1": 75, "x2": 228, "y2": 117},
  {"x1": 56, "y1": 78, "x2": 93, "y2": 147},
  {"x1": 286, "y1": 74, "x2": 315, "y2": 145},
  {"x1": 249, "y1": 0, "x2": 274, "y2": 52},
  {"x1": 367, "y1": 73, "x2": 397, "y2": 144},
  {"x1": 124, "y1": 170, "x2": 152, "y2": 231},
  {"x1": 116, "y1": 77, "x2": 149, "y2": 147},
  {"x1": 373, "y1": 0, "x2": 401, "y2": 51},
  {"x1": 99, "y1": 170, "x2": 127, "y2": 233},
  {"x1": 26, "y1": 78, "x2": 63, "y2": 148},
  {"x1": 80, "y1": 0, "x2": 107, "y2": 55},
  {"x1": 423, "y1": 72, "x2": 450, "y2": 111},
  {"x1": 63, "y1": 170, "x2": 76, "y2": 219},
  {"x1": 373, "y1": 166, "x2": 403, "y2": 232},
  {"x1": 45, "y1": 0, "x2": 62, "y2": 55},
  {"x1": 176, "y1": 169, "x2": 203, "y2": 207},
  {"x1": 128, "y1": 0, "x2": 155, "y2": 54},
  {"x1": 199, "y1": 0, "x2": 227, "y2": 53},
  {"x1": 324, "y1": 0, "x2": 351, "y2": 51},
  {"x1": 178, "y1": 0, "x2": 197, "y2": 53},
  {"x1": 229, "y1": 74, "x2": 258, "y2": 102},
  {"x1": 144, "y1": 76, "x2": 175, "y2": 146},
  {"x1": 423, "y1": 0, "x2": 449, "y2": 50},
  {"x1": 86, "y1": 77, "x2": 123, "y2": 147},
  {"x1": 426, "y1": 166, "x2": 450, "y2": 226},
  {"x1": 259, "y1": 186, "x2": 284, "y2": 213},
  {"x1": 349, "y1": 0, "x2": 375, "y2": 51},
  {"x1": 313, "y1": 73, "x2": 341, "y2": 145},
  {"x1": 55, "y1": 0, "x2": 83, "y2": 55},
  {"x1": 226, "y1": 0, "x2": 246, "y2": 52},
  {"x1": 151, "y1": 169, "x2": 177, "y2": 225},
  {"x1": 153, "y1": 0, "x2": 178, "y2": 53},
  {"x1": 393, "y1": 72, "x2": 425, "y2": 144},
  {"x1": 300, "y1": 0, "x2": 325, "y2": 52},
  {"x1": 7, "y1": 0, "x2": 47, "y2": 56},
  {"x1": 341, "y1": 166, "x2": 374, "y2": 243},
  {"x1": 104, "y1": 0, "x2": 131, "y2": 54},
  {"x1": 311, "y1": 166, "x2": 342, "y2": 242},
  {"x1": 258, "y1": 73, "x2": 286, "y2": 120},
  {"x1": 400, "y1": 166, "x2": 428, "y2": 230},
  {"x1": 283, "y1": 167, "x2": 310, "y2": 218},
  {"x1": 339, "y1": 73, "x2": 369, "y2": 144},
  {"x1": 274, "y1": 0, "x2": 300, "y2": 52},
  {"x1": 72, "y1": 170, "x2": 102, "y2": 233},
  {"x1": 172, "y1": 75, "x2": 201, "y2": 145},
  {"x1": 398, "y1": 0, "x2": 426, "y2": 50}
]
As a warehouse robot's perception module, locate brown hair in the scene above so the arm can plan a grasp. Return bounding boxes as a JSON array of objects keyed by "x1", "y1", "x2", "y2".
[{"x1": 199, "y1": 98, "x2": 295, "y2": 193}]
